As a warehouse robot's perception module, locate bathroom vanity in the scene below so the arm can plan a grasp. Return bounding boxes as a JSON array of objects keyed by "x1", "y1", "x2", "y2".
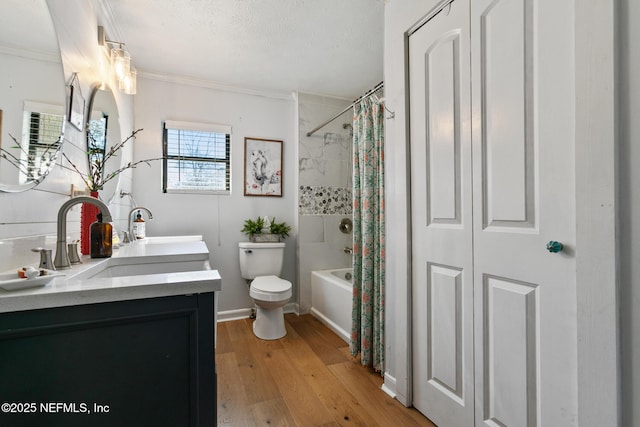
[{"x1": 0, "y1": 237, "x2": 220, "y2": 426}]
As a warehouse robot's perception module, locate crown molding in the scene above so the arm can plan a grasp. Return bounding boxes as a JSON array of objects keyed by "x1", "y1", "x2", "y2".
[
  {"x1": 139, "y1": 70, "x2": 295, "y2": 101},
  {"x1": 92, "y1": 0, "x2": 125, "y2": 46}
]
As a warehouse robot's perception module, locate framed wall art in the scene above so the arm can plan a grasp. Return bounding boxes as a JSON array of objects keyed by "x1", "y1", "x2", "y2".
[
  {"x1": 68, "y1": 73, "x2": 85, "y2": 131},
  {"x1": 244, "y1": 137, "x2": 283, "y2": 197}
]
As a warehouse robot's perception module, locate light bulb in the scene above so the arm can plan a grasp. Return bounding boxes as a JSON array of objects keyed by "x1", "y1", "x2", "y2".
[
  {"x1": 120, "y1": 66, "x2": 137, "y2": 95},
  {"x1": 110, "y1": 47, "x2": 130, "y2": 82}
]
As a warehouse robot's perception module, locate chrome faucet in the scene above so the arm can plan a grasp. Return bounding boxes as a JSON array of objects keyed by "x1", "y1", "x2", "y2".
[
  {"x1": 128, "y1": 207, "x2": 153, "y2": 240},
  {"x1": 54, "y1": 196, "x2": 112, "y2": 269}
]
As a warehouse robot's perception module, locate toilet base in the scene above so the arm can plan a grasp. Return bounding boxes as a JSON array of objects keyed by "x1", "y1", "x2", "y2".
[{"x1": 253, "y1": 305, "x2": 286, "y2": 340}]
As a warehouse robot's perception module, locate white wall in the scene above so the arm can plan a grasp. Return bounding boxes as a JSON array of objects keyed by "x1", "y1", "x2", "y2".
[
  {"x1": 618, "y1": 0, "x2": 640, "y2": 425},
  {"x1": 131, "y1": 77, "x2": 297, "y2": 315}
]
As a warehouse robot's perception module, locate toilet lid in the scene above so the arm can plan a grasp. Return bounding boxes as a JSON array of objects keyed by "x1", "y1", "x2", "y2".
[{"x1": 251, "y1": 275, "x2": 291, "y2": 293}]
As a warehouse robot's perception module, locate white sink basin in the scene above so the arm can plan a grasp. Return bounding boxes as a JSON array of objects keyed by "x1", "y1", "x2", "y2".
[
  {"x1": 69, "y1": 259, "x2": 210, "y2": 280},
  {"x1": 63, "y1": 236, "x2": 211, "y2": 281}
]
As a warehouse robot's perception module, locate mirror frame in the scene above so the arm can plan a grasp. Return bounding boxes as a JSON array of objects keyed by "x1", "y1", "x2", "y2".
[{"x1": 85, "y1": 83, "x2": 122, "y2": 201}]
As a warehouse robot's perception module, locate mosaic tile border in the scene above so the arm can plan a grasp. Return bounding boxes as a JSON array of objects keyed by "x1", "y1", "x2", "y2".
[{"x1": 299, "y1": 186, "x2": 352, "y2": 215}]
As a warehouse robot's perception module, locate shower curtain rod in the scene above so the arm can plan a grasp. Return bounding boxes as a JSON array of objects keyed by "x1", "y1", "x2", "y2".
[{"x1": 306, "y1": 81, "x2": 384, "y2": 137}]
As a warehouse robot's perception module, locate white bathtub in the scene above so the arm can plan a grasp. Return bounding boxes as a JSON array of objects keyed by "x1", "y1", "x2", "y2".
[{"x1": 311, "y1": 268, "x2": 353, "y2": 343}]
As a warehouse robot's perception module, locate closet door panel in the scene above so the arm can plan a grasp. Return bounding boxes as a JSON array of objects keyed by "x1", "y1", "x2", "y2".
[
  {"x1": 480, "y1": 0, "x2": 535, "y2": 229},
  {"x1": 410, "y1": 1, "x2": 474, "y2": 426},
  {"x1": 482, "y1": 275, "x2": 539, "y2": 427},
  {"x1": 472, "y1": 0, "x2": 578, "y2": 426},
  {"x1": 426, "y1": 35, "x2": 462, "y2": 225}
]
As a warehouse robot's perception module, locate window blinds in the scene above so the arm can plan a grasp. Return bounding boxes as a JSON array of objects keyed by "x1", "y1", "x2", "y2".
[{"x1": 163, "y1": 121, "x2": 232, "y2": 194}]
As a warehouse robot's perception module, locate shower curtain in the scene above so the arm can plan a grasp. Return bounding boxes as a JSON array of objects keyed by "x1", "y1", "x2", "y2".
[{"x1": 350, "y1": 96, "x2": 385, "y2": 373}]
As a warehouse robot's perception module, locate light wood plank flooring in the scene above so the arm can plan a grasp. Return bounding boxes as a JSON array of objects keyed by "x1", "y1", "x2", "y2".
[{"x1": 217, "y1": 313, "x2": 436, "y2": 426}]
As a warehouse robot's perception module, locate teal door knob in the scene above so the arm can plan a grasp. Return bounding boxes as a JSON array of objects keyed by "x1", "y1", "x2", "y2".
[{"x1": 546, "y1": 241, "x2": 564, "y2": 253}]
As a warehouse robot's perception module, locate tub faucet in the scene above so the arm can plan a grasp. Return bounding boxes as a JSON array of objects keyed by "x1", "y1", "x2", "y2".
[
  {"x1": 343, "y1": 246, "x2": 353, "y2": 254},
  {"x1": 54, "y1": 196, "x2": 112, "y2": 269},
  {"x1": 128, "y1": 207, "x2": 153, "y2": 239}
]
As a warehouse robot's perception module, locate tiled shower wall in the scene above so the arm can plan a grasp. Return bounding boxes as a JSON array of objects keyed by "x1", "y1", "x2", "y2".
[{"x1": 297, "y1": 92, "x2": 353, "y2": 314}]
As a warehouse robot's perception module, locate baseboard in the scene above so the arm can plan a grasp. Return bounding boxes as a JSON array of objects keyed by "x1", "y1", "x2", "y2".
[
  {"x1": 283, "y1": 303, "x2": 298, "y2": 315},
  {"x1": 217, "y1": 302, "x2": 298, "y2": 323},
  {"x1": 217, "y1": 308, "x2": 252, "y2": 322},
  {"x1": 381, "y1": 372, "x2": 397, "y2": 399}
]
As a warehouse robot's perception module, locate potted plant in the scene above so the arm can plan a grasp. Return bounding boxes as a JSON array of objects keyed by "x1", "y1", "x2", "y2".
[
  {"x1": 241, "y1": 217, "x2": 265, "y2": 241},
  {"x1": 269, "y1": 219, "x2": 291, "y2": 240},
  {"x1": 241, "y1": 216, "x2": 291, "y2": 242}
]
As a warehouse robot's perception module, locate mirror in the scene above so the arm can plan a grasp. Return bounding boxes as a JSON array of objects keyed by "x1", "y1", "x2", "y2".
[
  {"x1": 86, "y1": 85, "x2": 121, "y2": 200},
  {"x1": 0, "y1": 0, "x2": 66, "y2": 192}
]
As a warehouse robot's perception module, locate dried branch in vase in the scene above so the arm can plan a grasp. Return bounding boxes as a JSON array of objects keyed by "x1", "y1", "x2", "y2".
[
  {"x1": 0, "y1": 133, "x2": 60, "y2": 182},
  {"x1": 62, "y1": 128, "x2": 162, "y2": 192}
]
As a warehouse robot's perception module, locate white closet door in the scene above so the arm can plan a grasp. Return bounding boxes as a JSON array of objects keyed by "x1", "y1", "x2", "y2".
[
  {"x1": 471, "y1": 0, "x2": 577, "y2": 425},
  {"x1": 409, "y1": 1, "x2": 474, "y2": 426},
  {"x1": 410, "y1": 0, "x2": 579, "y2": 425}
]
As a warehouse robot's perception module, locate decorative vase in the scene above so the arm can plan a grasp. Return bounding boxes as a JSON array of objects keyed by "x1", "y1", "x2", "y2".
[{"x1": 80, "y1": 191, "x2": 100, "y2": 255}]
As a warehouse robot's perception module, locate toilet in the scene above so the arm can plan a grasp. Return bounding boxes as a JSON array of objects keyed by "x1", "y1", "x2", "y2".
[{"x1": 238, "y1": 242, "x2": 292, "y2": 340}]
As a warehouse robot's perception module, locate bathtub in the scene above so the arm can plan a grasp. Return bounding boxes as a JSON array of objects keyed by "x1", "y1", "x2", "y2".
[{"x1": 311, "y1": 268, "x2": 353, "y2": 343}]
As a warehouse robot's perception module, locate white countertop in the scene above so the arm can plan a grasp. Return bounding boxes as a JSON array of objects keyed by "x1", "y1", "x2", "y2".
[{"x1": 0, "y1": 238, "x2": 221, "y2": 314}]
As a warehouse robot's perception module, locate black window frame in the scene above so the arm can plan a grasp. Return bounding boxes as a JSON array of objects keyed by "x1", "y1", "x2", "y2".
[{"x1": 162, "y1": 121, "x2": 231, "y2": 194}]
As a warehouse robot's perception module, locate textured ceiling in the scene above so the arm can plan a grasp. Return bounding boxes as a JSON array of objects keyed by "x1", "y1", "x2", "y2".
[{"x1": 105, "y1": 0, "x2": 384, "y2": 99}]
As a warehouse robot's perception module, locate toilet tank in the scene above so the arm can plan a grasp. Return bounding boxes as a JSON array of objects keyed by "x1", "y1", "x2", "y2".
[{"x1": 238, "y1": 242, "x2": 285, "y2": 279}]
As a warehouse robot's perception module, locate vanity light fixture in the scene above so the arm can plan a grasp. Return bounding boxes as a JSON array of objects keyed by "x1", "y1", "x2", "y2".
[
  {"x1": 119, "y1": 65, "x2": 137, "y2": 95},
  {"x1": 97, "y1": 26, "x2": 137, "y2": 95}
]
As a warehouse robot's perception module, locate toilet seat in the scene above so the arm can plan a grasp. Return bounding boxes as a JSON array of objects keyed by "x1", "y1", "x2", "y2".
[{"x1": 250, "y1": 275, "x2": 292, "y2": 302}]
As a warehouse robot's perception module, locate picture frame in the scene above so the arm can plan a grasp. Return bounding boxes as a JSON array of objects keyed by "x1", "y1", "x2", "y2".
[
  {"x1": 68, "y1": 76, "x2": 85, "y2": 131},
  {"x1": 244, "y1": 137, "x2": 283, "y2": 197}
]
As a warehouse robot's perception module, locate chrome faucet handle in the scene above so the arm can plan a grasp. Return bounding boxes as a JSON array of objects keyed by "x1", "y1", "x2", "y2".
[
  {"x1": 122, "y1": 231, "x2": 131, "y2": 244},
  {"x1": 31, "y1": 248, "x2": 56, "y2": 271},
  {"x1": 67, "y1": 242, "x2": 82, "y2": 264}
]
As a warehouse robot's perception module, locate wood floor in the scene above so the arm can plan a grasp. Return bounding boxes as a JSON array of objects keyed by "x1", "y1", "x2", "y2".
[{"x1": 216, "y1": 313, "x2": 436, "y2": 426}]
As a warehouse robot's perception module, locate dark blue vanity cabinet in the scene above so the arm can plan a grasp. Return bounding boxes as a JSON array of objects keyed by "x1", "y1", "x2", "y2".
[{"x1": 0, "y1": 293, "x2": 215, "y2": 427}]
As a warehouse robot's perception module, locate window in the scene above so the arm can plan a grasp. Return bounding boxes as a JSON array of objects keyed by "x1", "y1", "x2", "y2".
[
  {"x1": 162, "y1": 120, "x2": 231, "y2": 194},
  {"x1": 21, "y1": 101, "x2": 65, "y2": 182},
  {"x1": 87, "y1": 112, "x2": 108, "y2": 172}
]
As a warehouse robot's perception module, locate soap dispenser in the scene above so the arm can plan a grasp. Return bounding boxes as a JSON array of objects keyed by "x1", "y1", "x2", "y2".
[
  {"x1": 132, "y1": 210, "x2": 146, "y2": 239},
  {"x1": 90, "y1": 213, "x2": 113, "y2": 258}
]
